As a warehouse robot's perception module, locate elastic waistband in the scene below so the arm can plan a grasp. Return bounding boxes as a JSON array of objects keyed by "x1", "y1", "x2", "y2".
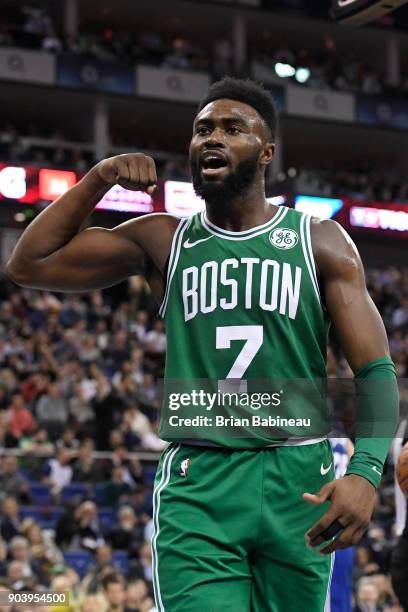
[{"x1": 176, "y1": 437, "x2": 327, "y2": 451}]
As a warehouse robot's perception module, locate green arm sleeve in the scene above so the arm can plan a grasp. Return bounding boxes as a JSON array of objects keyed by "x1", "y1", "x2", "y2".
[{"x1": 345, "y1": 357, "x2": 399, "y2": 489}]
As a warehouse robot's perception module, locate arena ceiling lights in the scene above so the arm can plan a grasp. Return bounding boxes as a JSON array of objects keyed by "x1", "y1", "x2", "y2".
[{"x1": 331, "y1": 0, "x2": 408, "y2": 25}]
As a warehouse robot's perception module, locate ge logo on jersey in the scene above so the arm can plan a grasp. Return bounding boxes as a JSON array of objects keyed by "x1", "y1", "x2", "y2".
[{"x1": 269, "y1": 228, "x2": 299, "y2": 250}]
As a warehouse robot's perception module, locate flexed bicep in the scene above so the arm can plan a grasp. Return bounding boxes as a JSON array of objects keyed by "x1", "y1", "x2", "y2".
[{"x1": 8, "y1": 225, "x2": 146, "y2": 292}]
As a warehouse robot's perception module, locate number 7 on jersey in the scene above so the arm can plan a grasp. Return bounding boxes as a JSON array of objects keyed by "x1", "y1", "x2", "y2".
[{"x1": 216, "y1": 325, "x2": 263, "y2": 379}]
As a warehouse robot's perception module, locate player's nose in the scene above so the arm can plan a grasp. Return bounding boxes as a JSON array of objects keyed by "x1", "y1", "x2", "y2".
[{"x1": 203, "y1": 128, "x2": 226, "y2": 148}]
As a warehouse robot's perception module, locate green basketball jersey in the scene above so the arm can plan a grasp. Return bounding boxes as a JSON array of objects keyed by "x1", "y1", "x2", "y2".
[{"x1": 159, "y1": 205, "x2": 330, "y2": 447}]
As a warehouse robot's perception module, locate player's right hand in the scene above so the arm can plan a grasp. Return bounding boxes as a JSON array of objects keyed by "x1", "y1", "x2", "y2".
[{"x1": 96, "y1": 153, "x2": 158, "y2": 194}]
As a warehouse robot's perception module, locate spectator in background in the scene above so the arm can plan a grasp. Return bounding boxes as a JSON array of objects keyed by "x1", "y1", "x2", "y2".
[
  {"x1": 8, "y1": 536, "x2": 44, "y2": 586},
  {"x1": 124, "y1": 578, "x2": 151, "y2": 612},
  {"x1": 116, "y1": 374, "x2": 138, "y2": 407},
  {"x1": 79, "y1": 593, "x2": 108, "y2": 612},
  {"x1": 130, "y1": 311, "x2": 148, "y2": 345},
  {"x1": 7, "y1": 393, "x2": 35, "y2": 441},
  {"x1": 112, "y1": 302, "x2": 130, "y2": 333},
  {"x1": 105, "y1": 331, "x2": 130, "y2": 369},
  {"x1": 0, "y1": 496, "x2": 21, "y2": 542},
  {"x1": 78, "y1": 335, "x2": 101, "y2": 364},
  {"x1": 0, "y1": 539, "x2": 8, "y2": 577},
  {"x1": 77, "y1": 501, "x2": 106, "y2": 552},
  {"x1": 140, "y1": 419, "x2": 167, "y2": 452},
  {"x1": 81, "y1": 544, "x2": 117, "y2": 594},
  {"x1": 0, "y1": 387, "x2": 9, "y2": 411},
  {"x1": 145, "y1": 320, "x2": 166, "y2": 356},
  {"x1": 136, "y1": 541, "x2": 153, "y2": 586},
  {"x1": 68, "y1": 383, "x2": 95, "y2": 433},
  {"x1": 123, "y1": 402, "x2": 152, "y2": 439},
  {"x1": 92, "y1": 377, "x2": 117, "y2": 450},
  {"x1": 21, "y1": 372, "x2": 49, "y2": 405},
  {"x1": 163, "y1": 38, "x2": 191, "y2": 70},
  {"x1": 0, "y1": 455, "x2": 30, "y2": 503},
  {"x1": 109, "y1": 447, "x2": 143, "y2": 488},
  {"x1": 112, "y1": 361, "x2": 138, "y2": 391},
  {"x1": 102, "y1": 572, "x2": 126, "y2": 612},
  {"x1": 7, "y1": 560, "x2": 32, "y2": 590},
  {"x1": 109, "y1": 430, "x2": 125, "y2": 453},
  {"x1": 102, "y1": 466, "x2": 132, "y2": 508},
  {"x1": 354, "y1": 577, "x2": 382, "y2": 611},
  {"x1": 0, "y1": 369, "x2": 17, "y2": 398},
  {"x1": 19, "y1": 427, "x2": 54, "y2": 479},
  {"x1": 21, "y1": 518, "x2": 63, "y2": 567},
  {"x1": 136, "y1": 373, "x2": 158, "y2": 408},
  {"x1": 108, "y1": 506, "x2": 143, "y2": 557},
  {"x1": 72, "y1": 441, "x2": 104, "y2": 483},
  {"x1": 42, "y1": 447, "x2": 72, "y2": 497},
  {"x1": 36, "y1": 382, "x2": 68, "y2": 440},
  {"x1": 94, "y1": 320, "x2": 110, "y2": 352},
  {"x1": 361, "y1": 65, "x2": 382, "y2": 95},
  {"x1": 119, "y1": 419, "x2": 140, "y2": 452},
  {"x1": 56, "y1": 427, "x2": 80, "y2": 451},
  {"x1": 55, "y1": 501, "x2": 80, "y2": 550}
]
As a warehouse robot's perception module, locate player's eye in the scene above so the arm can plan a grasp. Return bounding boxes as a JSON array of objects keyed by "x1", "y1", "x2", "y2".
[
  {"x1": 197, "y1": 127, "x2": 210, "y2": 135},
  {"x1": 227, "y1": 126, "x2": 241, "y2": 135}
]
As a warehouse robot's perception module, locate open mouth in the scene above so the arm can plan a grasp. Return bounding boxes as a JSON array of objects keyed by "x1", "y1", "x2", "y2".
[{"x1": 201, "y1": 156, "x2": 228, "y2": 176}]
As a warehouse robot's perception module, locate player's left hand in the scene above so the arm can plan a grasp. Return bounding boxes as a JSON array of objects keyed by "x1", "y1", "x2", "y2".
[{"x1": 303, "y1": 474, "x2": 376, "y2": 555}]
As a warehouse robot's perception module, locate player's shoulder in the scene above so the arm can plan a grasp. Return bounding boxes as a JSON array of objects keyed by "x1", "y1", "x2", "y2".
[
  {"x1": 140, "y1": 212, "x2": 181, "y2": 228},
  {"x1": 284, "y1": 207, "x2": 344, "y2": 238},
  {"x1": 310, "y1": 217, "x2": 354, "y2": 252},
  {"x1": 120, "y1": 212, "x2": 180, "y2": 233},
  {"x1": 310, "y1": 217, "x2": 362, "y2": 276}
]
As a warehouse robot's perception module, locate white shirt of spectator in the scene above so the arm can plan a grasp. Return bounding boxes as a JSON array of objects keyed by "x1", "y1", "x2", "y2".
[
  {"x1": 48, "y1": 458, "x2": 72, "y2": 490},
  {"x1": 144, "y1": 330, "x2": 166, "y2": 353}
]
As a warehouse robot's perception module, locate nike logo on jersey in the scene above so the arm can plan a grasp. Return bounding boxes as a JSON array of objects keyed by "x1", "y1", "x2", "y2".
[
  {"x1": 184, "y1": 236, "x2": 213, "y2": 249},
  {"x1": 320, "y1": 462, "x2": 332, "y2": 476},
  {"x1": 372, "y1": 466, "x2": 382, "y2": 476}
]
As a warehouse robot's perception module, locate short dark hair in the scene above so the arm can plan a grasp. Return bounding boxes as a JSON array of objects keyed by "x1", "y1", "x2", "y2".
[
  {"x1": 197, "y1": 77, "x2": 278, "y2": 140},
  {"x1": 102, "y1": 572, "x2": 125, "y2": 590}
]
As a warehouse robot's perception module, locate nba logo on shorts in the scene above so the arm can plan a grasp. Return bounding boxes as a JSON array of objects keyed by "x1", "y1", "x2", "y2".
[
  {"x1": 180, "y1": 458, "x2": 191, "y2": 477},
  {"x1": 269, "y1": 228, "x2": 299, "y2": 250}
]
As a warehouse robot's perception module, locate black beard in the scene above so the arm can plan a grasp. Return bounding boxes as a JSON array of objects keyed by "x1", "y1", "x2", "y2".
[{"x1": 190, "y1": 154, "x2": 259, "y2": 205}]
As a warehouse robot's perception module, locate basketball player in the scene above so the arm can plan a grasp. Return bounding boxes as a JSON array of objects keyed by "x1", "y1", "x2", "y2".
[{"x1": 6, "y1": 78, "x2": 399, "y2": 611}]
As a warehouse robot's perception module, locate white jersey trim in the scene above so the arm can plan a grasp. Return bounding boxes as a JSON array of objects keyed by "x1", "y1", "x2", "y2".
[
  {"x1": 159, "y1": 218, "x2": 190, "y2": 318},
  {"x1": 280, "y1": 436, "x2": 327, "y2": 447},
  {"x1": 300, "y1": 214, "x2": 321, "y2": 304},
  {"x1": 151, "y1": 443, "x2": 180, "y2": 612},
  {"x1": 201, "y1": 206, "x2": 288, "y2": 241},
  {"x1": 325, "y1": 552, "x2": 335, "y2": 612}
]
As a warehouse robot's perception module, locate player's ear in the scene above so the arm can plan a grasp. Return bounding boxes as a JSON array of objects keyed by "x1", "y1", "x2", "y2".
[{"x1": 259, "y1": 142, "x2": 275, "y2": 166}]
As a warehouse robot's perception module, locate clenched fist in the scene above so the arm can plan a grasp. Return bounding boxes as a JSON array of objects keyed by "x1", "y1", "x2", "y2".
[{"x1": 96, "y1": 153, "x2": 158, "y2": 195}]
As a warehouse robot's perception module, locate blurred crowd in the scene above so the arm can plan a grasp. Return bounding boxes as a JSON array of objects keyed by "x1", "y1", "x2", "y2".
[
  {"x1": 0, "y1": 122, "x2": 191, "y2": 181},
  {"x1": 2, "y1": 120, "x2": 408, "y2": 203},
  {"x1": 290, "y1": 160, "x2": 408, "y2": 202},
  {"x1": 0, "y1": 5, "x2": 210, "y2": 72},
  {"x1": 1, "y1": 5, "x2": 407, "y2": 95},
  {"x1": 253, "y1": 38, "x2": 392, "y2": 95},
  {"x1": 0, "y1": 273, "x2": 167, "y2": 610},
  {"x1": 0, "y1": 124, "x2": 92, "y2": 174},
  {"x1": 0, "y1": 262, "x2": 404, "y2": 609}
]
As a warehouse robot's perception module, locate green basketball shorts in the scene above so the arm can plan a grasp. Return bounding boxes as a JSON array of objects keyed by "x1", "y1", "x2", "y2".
[{"x1": 151, "y1": 440, "x2": 335, "y2": 611}]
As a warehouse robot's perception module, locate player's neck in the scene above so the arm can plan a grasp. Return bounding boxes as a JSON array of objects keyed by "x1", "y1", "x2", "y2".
[{"x1": 205, "y1": 182, "x2": 273, "y2": 232}]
